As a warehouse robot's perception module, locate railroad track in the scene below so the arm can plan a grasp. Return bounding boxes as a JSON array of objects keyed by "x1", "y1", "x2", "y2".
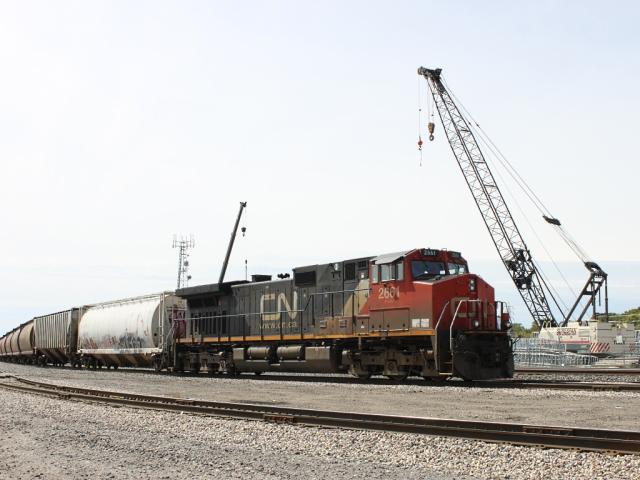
[
  {"x1": 516, "y1": 367, "x2": 640, "y2": 375},
  {"x1": 0, "y1": 374, "x2": 639, "y2": 455},
  {"x1": 2, "y1": 362, "x2": 640, "y2": 391}
]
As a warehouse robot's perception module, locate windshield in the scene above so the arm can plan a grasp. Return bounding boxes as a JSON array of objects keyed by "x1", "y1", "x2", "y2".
[
  {"x1": 448, "y1": 263, "x2": 466, "y2": 275},
  {"x1": 411, "y1": 261, "x2": 446, "y2": 280}
]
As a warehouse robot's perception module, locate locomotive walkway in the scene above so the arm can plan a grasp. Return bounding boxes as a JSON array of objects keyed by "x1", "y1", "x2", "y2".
[{"x1": 1, "y1": 373, "x2": 638, "y2": 455}]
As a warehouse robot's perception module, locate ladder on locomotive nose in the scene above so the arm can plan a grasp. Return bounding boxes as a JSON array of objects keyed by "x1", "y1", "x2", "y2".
[{"x1": 433, "y1": 299, "x2": 483, "y2": 376}]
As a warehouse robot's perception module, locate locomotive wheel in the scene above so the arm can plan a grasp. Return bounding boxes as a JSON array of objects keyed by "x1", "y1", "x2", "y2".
[
  {"x1": 386, "y1": 373, "x2": 409, "y2": 381},
  {"x1": 422, "y1": 376, "x2": 449, "y2": 382},
  {"x1": 348, "y1": 364, "x2": 371, "y2": 380}
]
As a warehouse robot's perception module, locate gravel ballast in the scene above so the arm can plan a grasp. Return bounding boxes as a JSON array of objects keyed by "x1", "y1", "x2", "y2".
[
  {"x1": 1, "y1": 387, "x2": 639, "y2": 480},
  {"x1": 1, "y1": 363, "x2": 639, "y2": 431}
]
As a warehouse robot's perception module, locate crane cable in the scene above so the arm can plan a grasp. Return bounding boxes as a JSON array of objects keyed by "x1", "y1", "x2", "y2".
[
  {"x1": 482, "y1": 152, "x2": 574, "y2": 312},
  {"x1": 470, "y1": 127, "x2": 574, "y2": 314},
  {"x1": 417, "y1": 76, "x2": 424, "y2": 166},
  {"x1": 431, "y1": 78, "x2": 577, "y2": 314},
  {"x1": 442, "y1": 78, "x2": 552, "y2": 217},
  {"x1": 441, "y1": 78, "x2": 594, "y2": 265},
  {"x1": 467, "y1": 118, "x2": 578, "y2": 302}
]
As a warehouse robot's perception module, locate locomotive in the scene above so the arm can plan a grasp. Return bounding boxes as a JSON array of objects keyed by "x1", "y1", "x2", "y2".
[{"x1": 1, "y1": 247, "x2": 514, "y2": 381}]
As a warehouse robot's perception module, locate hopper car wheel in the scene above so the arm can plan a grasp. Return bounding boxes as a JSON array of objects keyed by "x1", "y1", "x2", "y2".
[
  {"x1": 254, "y1": 371, "x2": 262, "y2": 376},
  {"x1": 153, "y1": 359, "x2": 163, "y2": 373}
]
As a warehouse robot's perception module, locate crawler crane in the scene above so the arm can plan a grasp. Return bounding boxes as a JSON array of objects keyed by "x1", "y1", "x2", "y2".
[{"x1": 417, "y1": 67, "x2": 608, "y2": 328}]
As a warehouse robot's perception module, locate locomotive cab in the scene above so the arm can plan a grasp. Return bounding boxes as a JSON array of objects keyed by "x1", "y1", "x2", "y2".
[{"x1": 368, "y1": 248, "x2": 513, "y2": 380}]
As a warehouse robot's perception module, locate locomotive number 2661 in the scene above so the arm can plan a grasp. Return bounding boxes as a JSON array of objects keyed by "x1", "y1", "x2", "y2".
[{"x1": 378, "y1": 286, "x2": 400, "y2": 300}]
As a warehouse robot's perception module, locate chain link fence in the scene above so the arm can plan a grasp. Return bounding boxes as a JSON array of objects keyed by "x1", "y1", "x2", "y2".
[{"x1": 512, "y1": 337, "x2": 598, "y2": 367}]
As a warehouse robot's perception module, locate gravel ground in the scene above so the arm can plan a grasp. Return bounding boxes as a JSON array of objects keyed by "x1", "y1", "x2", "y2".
[
  {"x1": 513, "y1": 372, "x2": 640, "y2": 383},
  {"x1": 1, "y1": 387, "x2": 639, "y2": 480},
  {"x1": 1, "y1": 363, "x2": 639, "y2": 431}
]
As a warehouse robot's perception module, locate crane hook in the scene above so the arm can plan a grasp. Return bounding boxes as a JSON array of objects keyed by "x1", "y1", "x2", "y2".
[
  {"x1": 427, "y1": 122, "x2": 435, "y2": 141},
  {"x1": 417, "y1": 136, "x2": 423, "y2": 150}
]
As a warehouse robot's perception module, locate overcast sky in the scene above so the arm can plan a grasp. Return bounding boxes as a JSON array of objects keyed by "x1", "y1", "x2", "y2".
[{"x1": 1, "y1": 1, "x2": 638, "y2": 333}]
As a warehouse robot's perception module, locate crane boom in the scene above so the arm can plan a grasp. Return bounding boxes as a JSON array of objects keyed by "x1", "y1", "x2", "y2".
[
  {"x1": 219, "y1": 201, "x2": 247, "y2": 284},
  {"x1": 418, "y1": 67, "x2": 558, "y2": 328}
]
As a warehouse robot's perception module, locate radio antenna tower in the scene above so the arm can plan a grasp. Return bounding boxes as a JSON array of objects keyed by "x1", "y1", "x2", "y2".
[{"x1": 172, "y1": 234, "x2": 195, "y2": 289}]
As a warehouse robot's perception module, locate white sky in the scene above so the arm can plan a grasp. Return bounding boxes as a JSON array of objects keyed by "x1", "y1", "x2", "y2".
[{"x1": 1, "y1": 1, "x2": 638, "y2": 332}]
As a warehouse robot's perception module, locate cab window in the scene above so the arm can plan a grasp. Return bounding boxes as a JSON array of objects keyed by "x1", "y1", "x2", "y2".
[
  {"x1": 411, "y1": 260, "x2": 446, "y2": 280},
  {"x1": 381, "y1": 264, "x2": 391, "y2": 282},
  {"x1": 448, "y1": 263, "x2": 466, "y2": 275},
  {"x1": 371, "y1": 265, "x2": 379, "y2": 283},
  {"x1": 396, "y1": 262, "x2": 404, "y2": 281}
]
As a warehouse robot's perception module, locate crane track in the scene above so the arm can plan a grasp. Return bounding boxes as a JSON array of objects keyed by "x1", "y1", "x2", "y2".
[{"x1": 0, "y1": 374, "x2": 638, "y2": 455}]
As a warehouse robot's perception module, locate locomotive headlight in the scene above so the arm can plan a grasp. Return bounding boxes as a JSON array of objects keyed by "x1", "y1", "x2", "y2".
[
  {"x1": 468, "y1": 279, "x2": 476, "y2": 291},
  {"x1": 472, "y1": 319, "x2": 480, "y2": 329}
]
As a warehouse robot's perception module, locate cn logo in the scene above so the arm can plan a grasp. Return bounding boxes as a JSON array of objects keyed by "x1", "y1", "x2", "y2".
[{"x1": 260, "y1": 292, "x2": 299, "y2": 320}]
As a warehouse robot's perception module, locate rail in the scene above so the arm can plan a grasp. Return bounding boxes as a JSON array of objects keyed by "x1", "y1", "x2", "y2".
[{"x1": 0, "y1": 375, "x2": 638, "y2": 455}]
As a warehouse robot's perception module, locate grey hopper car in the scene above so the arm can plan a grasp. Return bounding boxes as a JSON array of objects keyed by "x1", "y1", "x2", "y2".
[{"x1": 34, "y1": 309, "x2": 81, "y2": 366}]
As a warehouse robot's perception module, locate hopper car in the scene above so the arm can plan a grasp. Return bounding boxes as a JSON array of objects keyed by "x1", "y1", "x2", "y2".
[{"x1": 0, "y1": 247, "x2": 514, "y2": 381}]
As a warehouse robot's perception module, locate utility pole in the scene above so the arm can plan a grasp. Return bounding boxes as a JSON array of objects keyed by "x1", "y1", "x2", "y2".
[{"x1": 173, "y1": 234, "x2": 195, "y2": 289}]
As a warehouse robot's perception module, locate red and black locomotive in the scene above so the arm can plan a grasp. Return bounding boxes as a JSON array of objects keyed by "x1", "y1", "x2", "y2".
[{"x1": 175, "y1": 247, "x2": 513, "y2": 381}]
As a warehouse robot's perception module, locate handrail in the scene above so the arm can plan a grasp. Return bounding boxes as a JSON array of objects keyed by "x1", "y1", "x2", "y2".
[
  {"x1": 186, "y1": 288, "x2": 370, "y2": 339},
  {"x1": 433, "y1": 301, "x2": 451, "y2": 373},
  {"x1": 434, "y1": 300, "x2": 451, "y2": 332},
  {"x1": 450, "y1": 300, "x2": 482, "y2": 352}
]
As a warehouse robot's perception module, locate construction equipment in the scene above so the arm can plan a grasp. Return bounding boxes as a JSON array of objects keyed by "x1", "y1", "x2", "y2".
[
  {"x1": 417, "y1": 67, "x2": 608, "y2": 328},
  {"x1": 218, "y1": 201, "x2": 247, "y2": 284}
]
